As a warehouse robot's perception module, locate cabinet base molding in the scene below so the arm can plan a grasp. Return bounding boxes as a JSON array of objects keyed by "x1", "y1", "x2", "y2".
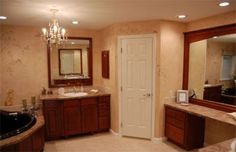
[
  {"x1": 152, "y1": 137, "x2": 167, "y2": 143},
  {"x1": 109, "y1": 129, "x2": 119, "y2": 136}
]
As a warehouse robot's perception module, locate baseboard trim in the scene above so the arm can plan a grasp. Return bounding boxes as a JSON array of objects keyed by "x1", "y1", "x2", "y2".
[
  {"x1": 109, "y1": 129, "x2": 119, "y2": 136},
  {"x1": 152, "y1": 137, "x2": 167, "y2": 143}
]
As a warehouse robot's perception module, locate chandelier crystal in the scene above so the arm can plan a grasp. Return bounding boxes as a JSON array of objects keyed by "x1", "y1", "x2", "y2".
[{"x1": 42, "y1": 9, "x2": 67, "y2": 44}]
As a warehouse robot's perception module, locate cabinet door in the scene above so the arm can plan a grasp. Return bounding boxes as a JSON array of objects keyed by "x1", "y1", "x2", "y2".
[
  {"x1": 81, "y1": 98, "x2": 98, "y2": 133},
  {"x1": 64, "y1": 100, "x2": 82, "y2": 136},
  {"x1": 43, "y1": 101, "x2": 63, "y2": 140},
  {"x1": 98, "y1": 96, "x2": 110, "y2": 131}
]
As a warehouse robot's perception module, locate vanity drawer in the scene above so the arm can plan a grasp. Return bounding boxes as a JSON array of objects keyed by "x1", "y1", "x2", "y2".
[
  {"x1": 166, "y1": 107, "x2": 186, "y2": 122},
  {"x1": 166, "y1": 124, "x2": 184, "y2": 145},
  {"x1": 99, "y1": 109, "x2": 110, "y2": 117},
  {"x1": 99, "y1": 103, "x2": 110, "y2": 115},
  {"x1": 63, "y1": 100, "x2": 80, "y2": 107},
  {"x1": 166, "y1": 116, "x2": 185, "y2": 129},
  {"x1": 99, "y1": 96, "x2": 110, "y2": 103},
  {"x1": 43, "y1": 100, "x2": 61, "y2": 109},
  {"x1": 81, "y1": 98, "x2": 97, "y2": 105}
]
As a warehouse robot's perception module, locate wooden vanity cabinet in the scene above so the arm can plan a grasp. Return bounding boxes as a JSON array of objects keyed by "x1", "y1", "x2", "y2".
[
  {"x1": 43, "y1": 101, "x2": 63, "y2": 140},
  {"x1": 165, "y1": 106, "x2": 205, "y2": 150},
  {"x1": 42, "y1": 95, "x2": 110, "y2": 140}
]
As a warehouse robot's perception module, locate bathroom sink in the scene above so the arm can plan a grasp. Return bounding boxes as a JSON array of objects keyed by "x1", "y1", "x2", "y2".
[{"x1": 63, "y1": 92, "x2": 88, "y2": 97}]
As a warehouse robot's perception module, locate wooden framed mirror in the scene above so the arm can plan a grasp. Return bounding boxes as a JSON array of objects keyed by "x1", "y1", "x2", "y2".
[
  {"x1": 47, "y1": 37, "x2": 93, "y2": 87},
  {"x1": 183, "y1": 23, "x2": 236, "y2": 112}
]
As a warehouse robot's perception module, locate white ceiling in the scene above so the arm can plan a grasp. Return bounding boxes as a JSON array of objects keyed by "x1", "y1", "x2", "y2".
[{"x1": 0, "y1": 0, "x2": 236, "y2": 30}]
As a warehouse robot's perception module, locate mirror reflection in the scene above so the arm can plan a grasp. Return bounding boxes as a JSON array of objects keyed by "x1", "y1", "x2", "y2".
[
  {"x1": 189, "y1": 34, "x2": 236, "y2": 106},
  {"x1": 49, "y1": 38, "x2": 92, "y2": 86}
]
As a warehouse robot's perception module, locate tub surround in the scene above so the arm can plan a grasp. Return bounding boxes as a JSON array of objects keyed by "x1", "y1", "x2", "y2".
[
  {"x1": 165, "y1": 102, "x2": 236, "y2": 151},
  {"x1": 0, "y1": 115, "x2": 45, "y2": 148}
]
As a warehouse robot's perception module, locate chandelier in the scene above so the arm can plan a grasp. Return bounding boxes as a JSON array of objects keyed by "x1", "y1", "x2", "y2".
[{"x1": 42, "y1": 9, "x2": 67, "y2": 44}]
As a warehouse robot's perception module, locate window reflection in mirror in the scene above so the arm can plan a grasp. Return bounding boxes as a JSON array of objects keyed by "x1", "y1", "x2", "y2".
[
  {"x1": 49, "y1": 38, "x2": 91, "y2": 86},
  {"x1": 188, "y1": 34, "x2": 236, "y2": 106}
]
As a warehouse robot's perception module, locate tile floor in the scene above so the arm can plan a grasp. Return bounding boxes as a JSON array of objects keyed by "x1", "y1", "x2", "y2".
[{"x1": 44, "y1": 132, "x2": 197, "y2": 152}]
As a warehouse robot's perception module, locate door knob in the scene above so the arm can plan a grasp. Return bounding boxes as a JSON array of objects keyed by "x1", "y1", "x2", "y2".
[{"x1": 143, "y1": 93, "x2": 151, "y2": 97}]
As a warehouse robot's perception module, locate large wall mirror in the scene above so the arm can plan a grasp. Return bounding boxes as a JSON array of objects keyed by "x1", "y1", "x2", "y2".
[
  {"x1": 48, "y1": 37, "x2": 93, "y2": 87},
  {"x1": 183, "y1": 24, "x2": 236, "y2": 112}
]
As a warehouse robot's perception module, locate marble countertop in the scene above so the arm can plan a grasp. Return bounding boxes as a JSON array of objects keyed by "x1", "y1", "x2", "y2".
[
  {"x1": 199, "y1": 138, "x2": 235, "y2": 152},
  {"x1": 164, "y1": 102, "x2": 236, "y2": 126},
  {"x1": 40, "y1": 91, "x2": 110, "y2": 101},
  {"x1": 0, "y1": 115, "x2": 45, "y2": 148}
]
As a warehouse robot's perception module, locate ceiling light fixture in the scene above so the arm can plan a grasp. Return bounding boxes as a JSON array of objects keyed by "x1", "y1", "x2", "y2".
[
  {"x1": 213, "y1": 36, "x2": 218, "y2": 38},
  {"x1": 41, "y1": 9, "x2": 67, "y2": 45},
  {"x1": 177, "y1": 15, "x2": 186, "y2": 19},
  {"x1": 219, "y1": 2, "x2": 230, "y2": 7},
  {"x1": 72, "y1": 21, "x2": 79, "y2": 24},
  {"x1": 0, "y1": 16, "x2": 7, "y2": 20}
]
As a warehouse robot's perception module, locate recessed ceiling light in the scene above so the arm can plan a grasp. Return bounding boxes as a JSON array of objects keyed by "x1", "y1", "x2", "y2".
[
  {"x1": 0, "y1": 16, "x2": 7, "y2": 20},
  {"x1": 213, "y1": 36, "x2": 218, "y2": 38},
  {"x1": 72, "y1": 21, "x2": 79, "y2": 24},
  {"x1": 177, "y1": 15, "x2": 186, "y2": 19},
  {"x1": 219, "y1": 2, "x2": 230, "y2": 7}
]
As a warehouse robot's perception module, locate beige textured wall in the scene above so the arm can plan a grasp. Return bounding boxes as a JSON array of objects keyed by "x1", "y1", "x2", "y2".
[
  {"x1": 0, "y1": 25, "x2": 2, "y2": 102},
  {"x1": 189, "y1": 40, "x2": 207, "y2": 99},
  {"x1": 186, "y1": 11, "x2": 236, "y2": 31},
  {"x1": 0, "y1": 25, "x2": 101, "y2": 106},
  {"x1": 158, "y1": 21, "x2": 185, "y2": 137},
  {"x1": 1, "y1": 25, "x2": 47, "y2": 106},
  {"x1": 99, "y1": 20, "x2": 185, "y2": 137}
]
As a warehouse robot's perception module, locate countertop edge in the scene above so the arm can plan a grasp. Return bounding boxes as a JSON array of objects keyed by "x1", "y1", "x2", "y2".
[
  {"x1": 40, "y1": 92, "x2": 111, "y2": 101},
  {"x1": 164, "y1": 102, "x2": 236, "y2": 126}
]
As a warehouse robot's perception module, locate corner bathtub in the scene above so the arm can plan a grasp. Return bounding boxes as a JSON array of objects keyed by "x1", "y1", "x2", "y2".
[{"x1": 0, "y1": 110, "x2": 36, "y2": 140}]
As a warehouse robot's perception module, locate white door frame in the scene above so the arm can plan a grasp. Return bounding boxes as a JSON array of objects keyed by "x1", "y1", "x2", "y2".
[{"x1": 117, "y1": 34, "x2": 157, "y2": 139}]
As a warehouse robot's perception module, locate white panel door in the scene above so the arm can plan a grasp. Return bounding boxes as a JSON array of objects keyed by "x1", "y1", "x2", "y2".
[{"x1": 121, "y1": 37, "x2": 153, "y2": 139}]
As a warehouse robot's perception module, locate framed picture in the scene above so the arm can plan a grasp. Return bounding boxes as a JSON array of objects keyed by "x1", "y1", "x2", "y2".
[{"x1": 176, "y1": 90, "x2": 189, "y2": 103}]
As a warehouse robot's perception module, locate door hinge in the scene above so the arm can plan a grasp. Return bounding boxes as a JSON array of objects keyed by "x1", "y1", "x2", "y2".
[
  {"x1": 121, "y1": 48, "x2": 123, "y2": 53},
  {"x1": 121, "y1": 122, "x2": 123, "y2": 128},
  {"x1": 120, "y1": 86, "x2": 123, "y2": 92}
]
